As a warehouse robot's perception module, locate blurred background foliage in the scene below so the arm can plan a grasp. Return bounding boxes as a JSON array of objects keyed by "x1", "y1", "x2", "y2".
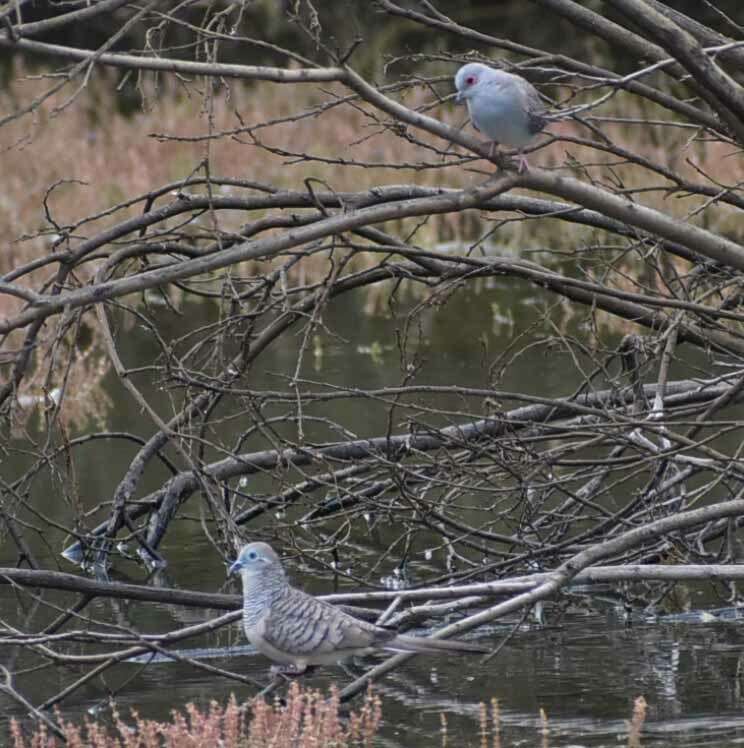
[{"x1": 5, "y1": 1, "x2": 743, "y2": 82}]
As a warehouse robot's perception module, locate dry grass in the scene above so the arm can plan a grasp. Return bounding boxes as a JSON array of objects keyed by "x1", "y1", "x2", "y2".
[
  {"x1": 1, "y1": 63, "x2": 473, "y2": 302},
  {"x1": 4, "y1": 62, "x2": 740, "y2": 289},
  {"x1": 441, "y1": 693, "x2": 649, "y2": 747},
  {"x1": 627, "y1": 695, "x2": 648, "y2": 748},
  {"x1": 8, "y1": 687, "x2": 653, "y2": 748},
  {"x1": 9, "y1": 682, "x2": 382, "y2": 748}
]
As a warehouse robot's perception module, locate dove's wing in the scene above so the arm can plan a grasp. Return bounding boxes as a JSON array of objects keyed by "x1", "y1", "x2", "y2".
[
  {"x1": 482, "y1": 72, "x2": 546, "y2": 136},
  {"x1": 516, "y1": 76, "x2": 547, "y2": 135},
  {"x1": 257, "y1": 585, "x2": 394, "y2": 661}
]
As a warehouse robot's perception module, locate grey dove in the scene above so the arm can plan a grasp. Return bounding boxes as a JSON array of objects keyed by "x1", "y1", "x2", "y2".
[
  {"x1": 454, "y1": 62, "x2": 547, "y2": 172},
  {"x1": 229, "y1": 542, "x2": 488, "y2": 674}
]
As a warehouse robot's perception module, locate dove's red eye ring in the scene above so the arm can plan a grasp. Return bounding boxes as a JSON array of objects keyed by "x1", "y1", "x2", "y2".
[{"x1": 466, "y1": 75, "x2": 476, "y2": 86}]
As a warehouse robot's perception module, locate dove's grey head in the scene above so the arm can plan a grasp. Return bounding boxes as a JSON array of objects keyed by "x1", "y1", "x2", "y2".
[
  {"x1": 229, "y1": 542, "x2": 284, "y2": 579},
  {"x1": 454, "y1": 62, "x2": 497, "y2": 103}
]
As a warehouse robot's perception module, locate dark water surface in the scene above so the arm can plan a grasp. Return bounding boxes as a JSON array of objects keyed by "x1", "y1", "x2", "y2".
[{"x1": 2, "y1": 280, "x2": 743, "y2": 746}]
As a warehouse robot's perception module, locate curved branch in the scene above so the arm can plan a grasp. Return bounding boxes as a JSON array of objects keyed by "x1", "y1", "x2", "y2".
[{"x1": 0, "y1": 37, "x2": 344, "y2": 83}]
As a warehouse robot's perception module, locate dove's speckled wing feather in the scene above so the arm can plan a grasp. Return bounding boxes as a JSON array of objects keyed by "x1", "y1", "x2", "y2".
[{"x1": 255, "y1": 584, "x2": 395, "y2": 662}]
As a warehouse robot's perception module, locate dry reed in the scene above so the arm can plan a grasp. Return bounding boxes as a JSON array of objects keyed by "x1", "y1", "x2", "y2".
[
  {"x1": 9, "y1": 682, "x2": 382, "y2": 748},
  {"x1": 9, "y1": 689, "x2": 652, "y2": 747},
  {"x1": 627, "y1": 695, "x2": 648, "y2": 748}
]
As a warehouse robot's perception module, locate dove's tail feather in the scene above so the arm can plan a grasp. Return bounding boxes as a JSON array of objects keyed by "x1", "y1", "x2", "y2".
[{"x1": 386, "y1": 634, "x2": 489, "y2": 655}]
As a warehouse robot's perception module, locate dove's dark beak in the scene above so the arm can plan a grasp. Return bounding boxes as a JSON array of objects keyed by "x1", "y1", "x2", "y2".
[
  {"x1": 455, "y1": 91, "x2": 464, "y2": 104},
  {"x1": 228, "y1": 559, "x2": 242, "y2": 576}
]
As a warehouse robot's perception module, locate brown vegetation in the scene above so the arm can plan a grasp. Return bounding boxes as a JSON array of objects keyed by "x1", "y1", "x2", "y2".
[
  {"x1": 9, "y1": 683, "x2": 382, "y2": 748},
  {"x1": 4, "y1": 62, "x2": 742, "y2": 293},
  {"x1": 10, "y1": 686, "x2": 652, "y2": 747}
]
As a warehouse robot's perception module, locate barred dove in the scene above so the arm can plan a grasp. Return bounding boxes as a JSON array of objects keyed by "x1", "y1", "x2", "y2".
[
  {"x1": 454, "y1": 62, "x2": 547, "y2": 172},
  {"x1": 229, "y1": 542, "x2": 488, "y2": 674}
]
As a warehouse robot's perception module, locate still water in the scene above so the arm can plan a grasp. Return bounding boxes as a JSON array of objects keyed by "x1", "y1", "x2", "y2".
[{"x1": 1, "y1": 279, "x2": 743, "y2": 746}]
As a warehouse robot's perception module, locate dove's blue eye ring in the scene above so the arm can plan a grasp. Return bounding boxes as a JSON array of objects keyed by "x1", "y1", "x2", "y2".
[{"x1": 247, "y1": 550, "x2": 258, "y2": 560}]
